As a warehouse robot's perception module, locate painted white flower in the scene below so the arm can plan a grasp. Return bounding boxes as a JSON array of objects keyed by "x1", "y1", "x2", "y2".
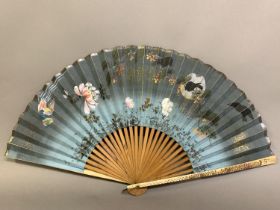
[
  {"x1": 162, "y1": 98, "x2": 173, "y2": 116},
  {"x1": 74, "y1": 82, "x2": 99, "y2": 115},
  {"x1": 179, "y1": 73, "x2": 206, "y2": 100},
  {"x1": 125, "y1": 97, "x2": 134, "y2": 109},
  {"x1": 146, "y1": 53, "x2": 159, "y2": 62}
]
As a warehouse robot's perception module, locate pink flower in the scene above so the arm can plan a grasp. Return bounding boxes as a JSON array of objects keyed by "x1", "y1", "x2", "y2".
[
  {"x1": 38, "y1": 99, "x2": 54, "y2": 115},
  {"x1": 38, "y1": 99, "x2": 47, "y2": 112},
  {"x1": 125, "y1": 97, "x2": 134, "y2": 109},
  {"x1": 74, "y1": 82, "x2": 99, "y2": 115},
  {"x1": 38, "y1": 99, "x2": 55, "y2": 126}
]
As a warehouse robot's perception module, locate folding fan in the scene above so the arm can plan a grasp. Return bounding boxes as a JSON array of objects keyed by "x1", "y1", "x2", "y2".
[{"x1": 6, "y1": 45, "x2": 276, "y2": 196}]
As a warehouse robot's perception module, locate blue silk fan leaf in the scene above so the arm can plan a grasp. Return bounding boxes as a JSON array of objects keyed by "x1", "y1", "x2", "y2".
[{"x1": 6, "y1": 45, "x2": 276, "y2": 196}]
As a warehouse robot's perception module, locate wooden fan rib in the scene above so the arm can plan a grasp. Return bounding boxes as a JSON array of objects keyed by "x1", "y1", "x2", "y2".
[
  {"x1": 144, "y1": 139, "x2": 176, "y2": 174},
  {"x1": 144, "y1": 132, "x2": 165, "y2": 163},
  {"x1": 102, "y1": 137, "x2": 120, "y2": 161},
  {"x1": 144, "y1": 154, "x2": 190, "y2": 181},
  {"x1": 141, "y1": 142, "x2": 182, "y2": 181},
  {"x1": 140, "y1": 128, "x2": 155, "y2": 175},
  {"x1": 123, "y1": 127, "x2": 135, "y2": 181},
  {"x1": 133, "y1": 126, "x2": 139, "y2": 182},
  {"x1": 98, "y1": 139, "x2": 133, "y2": 181},
  {"x1": 128, "y1": 127, "x2": 138, "y2": 182},
  {"x1": 138, "y1": 127, "x2": 150, "y2": 174},
  {"x1": 85, "y1": 162, "x2": 127, "y2": 182},
  {"x1": 86, "y1": 126, "x2": 193, "y2": 184},
  {"x1": 117, "y1": 129, "x2": 134, "y2": 175},
  {"x1": 140, "y1": 132, "x2": 167, "y2": 176},
  {"x1": 128, "y1": 127, "x2": 135, "y2": 176},
  {"x1": 85, "y1": 164, "x2": 125, "y2": 182},
  {"x1": 108, "y1": 131, "x2": 138, "y2": 183},
  {"x1": 135, "y1": 126, "x2": 144, "y2": 181},
  {"x1": 159, "y1": 162, "x2": 193, "y2": 178},
  {"x1": 101, "y1": 136, "x2": 133, "y2": 181},
  {"x1": 159, "y1": 168, "x2": 193, "y2": 180},
  {"x1": 140, "y1": 140, "x2": 177, "y2": 180},
  {"x1": 90, "y1": 148, "x2": 129, "y2": 180},
  {"x1": 150, "y1": 155, "x2": 188, "y2": 175},
  {"x1": 99, "y1": 141, "x2": 117, "y2": 161},
  {"x1": 148, "y1": 130, "x2": 161, "y2": 158},
  {"x1": 162, "y1": 155, "x2": 190, "y2": 172},
  {"x1": 103, "y1": 136, "x2": 127, "y2": 171},
  {"x1": 87, "y1": 154, "x2": 128, "y2": 182},
  {"x1": 97, "y1": 142, "x2": 125, "y2": 171},
  {"x1": 107, "y1": 133, "x2": 123, "y2": 157},
  {"x1": 161, "y1": 144, "x2": 183, "y2": 163},
  {"x1": 112, "y1": 130, "x2": 133, "y2": 179},
  {"x1": 146, "y1": 135, "x2": 171, "y2": 166},
  {"x1": 161, "y1": 152, "x2": 189, "y2": 169}
]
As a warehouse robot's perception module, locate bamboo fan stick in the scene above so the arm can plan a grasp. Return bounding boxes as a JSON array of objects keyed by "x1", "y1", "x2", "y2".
[
  {"x1": 137, "y1": 128, "x2": 151, "y2": 179},
  {"x1": 112, "y1": 131, "x2": 132, "y2": 179},
  {"x1": 111, "y1": 130, "x2": 137, "y2": 183},
  {"x1": 141, "y1": 143, "x2": 182, "y2": 181},
  {"x1": 127, "y1": 155, "x2": 277, "y2": 190},
  {"x1": 87, "y1": 156, "x2": 127, "y2": 182},
  {"x1": 155, "y1": 160, "x2": 190, "y2": 178},
  {"x1": 128, "y1": 127, "x2": 135, "y2": 166},
  {"x1": 107, "y1": 133, "x2": 123, "y2": 159},
  {"x1": 104, "y1": 135, "x2": 128, "y2": 172},
  {"x1": 158, "y1": 169, "x2": 193, "y2": 180},
  {"x1": 100, "y1": 137, "x2": 132, "y2": 181},
  {"x1": 140, "y1": 128, "x2": 156, "y2": 177},
  {"x1": 159, "y1": 164, "x2": 192, "y2": 178},
  {"x1": 95, "y1": 143, "x2": 127, "y2": 175},
  {"x1": 134, "y1": 126, "x2": 139, "y2": 182},
  {"x1": 135, "y1": 126, "x2": 144, "y2": 181},
  {"x1": 102, "y1": 137, "x2": 122, "y2": 163},
  {"x1": 145, "y1": 132, "x2": 166, "y2": 163},
  {"x1": 160, "y1": 156, "x2": 191, "y2": 174},
  {"x1": 101, "y1": 141, "x2": 132, "y2": 181},
  {"x1": 142, "y1": 135, "x2": 171, "y2": 172},
  {"x1": 85, "y1": 127, "x2": 193, "y2": 185},
  {"x1": 90, "y1": 152, "x2": 123, "y2": 177},
  {"x1": 92, "y1": 148, "x2": 119, "y2": 169},
  {"x1": 89, "y1": 151, "x2": 129, "y2": 182},
  {"x1": 123, "y1": 127, "x2": 135, "y2": 182},
  {"x1": 117, "y1": 129, "x2": 134, "y2": 179},
  {"x1": 128, "y1": 127, "x2": 137, "y2": 182},
  {"x1": 84, "y1": 164, "x2": 125, "y2": 182},
  {"x1": 83, "y1": 169, "x2": 125, "y2": 183},
  {"x1": 142, "y1": 140, "x2": 178, "y2": 174},
  {"x1": 140, "y1": 132, "x2": 167, "y2": 177},
  {"x1": 138, "y1": 127, "x2": 150, "y2": 176}
]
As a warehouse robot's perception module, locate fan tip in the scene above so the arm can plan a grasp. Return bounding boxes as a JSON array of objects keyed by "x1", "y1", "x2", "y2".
[
  {"x1": 4, "y1": 150, "x2": 8, "y2": 157},
  {"x1": 77, "y1": 58, "x2": 85, "y2": 62},
  {"x1": 103, "y1": 48, "x2": 113, "y2": 52},
  {"x1": 90, "y1": 52, "x2": 98, "y2": 57},
  {"x1": 8, "y1": 136, "x2": 14, "y2": 143},
  {"x1": 66, "y1": 65, "x2": 73, "y2": 70},
  {"x1": 260, "y1": 123, "x2": 267, "y2": 130}
]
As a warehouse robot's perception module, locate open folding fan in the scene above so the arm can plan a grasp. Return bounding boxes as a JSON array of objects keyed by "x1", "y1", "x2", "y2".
[{"x1": 6, "y1": 45, "x2": 276, "y2": 196}]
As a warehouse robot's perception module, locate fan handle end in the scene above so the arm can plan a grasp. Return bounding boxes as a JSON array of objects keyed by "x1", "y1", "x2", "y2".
[{"x1": 126, "y1": 187, "x2": 148, "y2": 196}]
